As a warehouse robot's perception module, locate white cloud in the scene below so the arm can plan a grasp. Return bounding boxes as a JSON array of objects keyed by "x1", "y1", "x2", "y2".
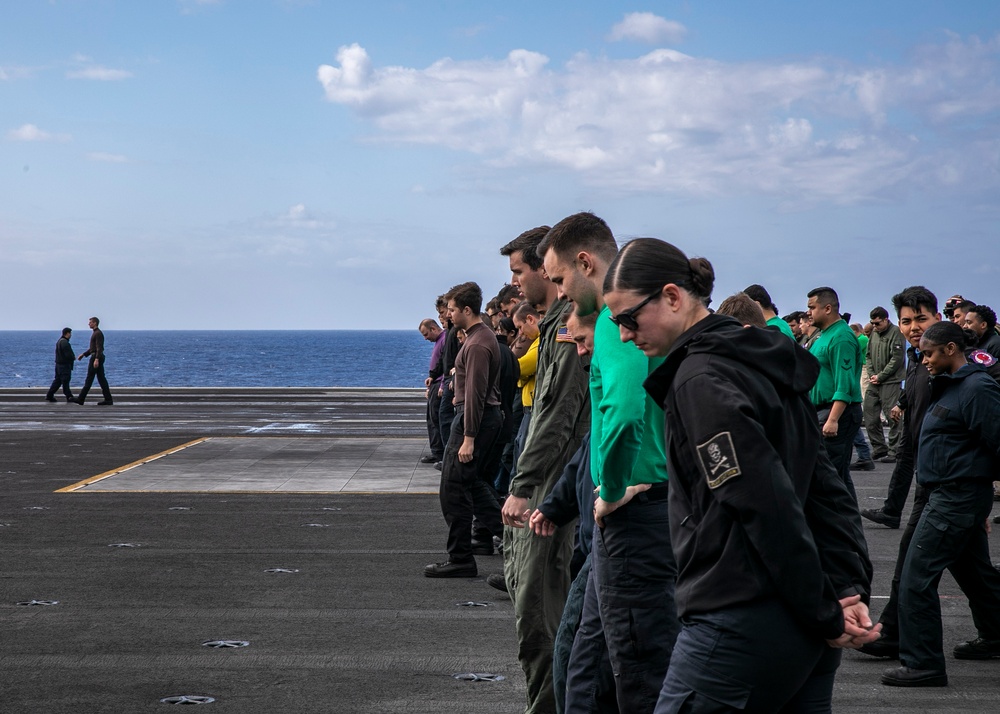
[
  {"x1": 87, "y1": 151, "x2": 129, "y2": 163},
  {"x1": 67, "y1": 65, "x2": 133, "y2": 81},
  {"x1": 319, "y1": 44, "x2": 550, "y2": 152},
  {"x1": 6, "y1": 123, "x2": 71, "y2": 142},
  {"x1": 317, "y1": 33, "x2": 1000, "y2": 204},
  {"x1": 609, "y1": 12, "x2": 687, "y2": 44},
  {"x1": 0, "y1": 65, "x2": 35, "y2": 81}
]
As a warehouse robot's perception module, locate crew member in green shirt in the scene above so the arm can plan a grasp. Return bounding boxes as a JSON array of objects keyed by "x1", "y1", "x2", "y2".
[
  {"x1": 540, "y1": 212, "x2": 676, "y2": 714},
  {"x1": 806, "y1": 286, "x2": 863, "y2": 503},
  {"x1": 744, "y1": 284, "x2": 796, "y2": 341}
]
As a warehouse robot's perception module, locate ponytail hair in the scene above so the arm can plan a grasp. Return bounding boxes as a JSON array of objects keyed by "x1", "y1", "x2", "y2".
[
  {"x1": 603, "y1": 237, "x2": 715, "y2": 307},
  {"x1": 920, "y1": 321, "x2": 970, "y2": 350}
]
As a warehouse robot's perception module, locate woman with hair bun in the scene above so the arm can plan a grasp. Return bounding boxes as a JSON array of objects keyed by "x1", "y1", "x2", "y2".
[
  {"x1": 883, "y1": 321, "x2": 1000, "y2": 687},
  {"x1": 603, "y1": 237, "x2": 878, "y2": 712}
]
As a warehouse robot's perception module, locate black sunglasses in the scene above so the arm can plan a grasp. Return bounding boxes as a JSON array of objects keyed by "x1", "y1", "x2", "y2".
[{"x1": 610, "y1": 292, "x2": 660, "y2": 331}]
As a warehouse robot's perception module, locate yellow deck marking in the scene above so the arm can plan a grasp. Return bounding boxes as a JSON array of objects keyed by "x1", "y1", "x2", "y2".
[{"x1": 55, "y1": 438, "x2": 211, "y2": 493}]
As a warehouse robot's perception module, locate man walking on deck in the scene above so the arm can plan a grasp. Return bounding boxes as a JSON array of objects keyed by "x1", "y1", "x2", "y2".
[
  {"x1": 75, "y1": 317, "x2": 114, "y2": 406},
  {"x1": 45, "y1": 328, "x2": 76, "y2": 403}
]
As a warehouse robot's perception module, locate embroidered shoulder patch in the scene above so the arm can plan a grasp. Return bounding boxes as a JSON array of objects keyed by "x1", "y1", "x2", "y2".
[
  {"x1": 696, "y1": 432, "x2": 742, "y2": 489},
  {"x1": 556, "y1": 326, "x2": 575, "y2": 343},
  {"x1": 969, "y1": 349, "x2": 998, "y2": 367}
]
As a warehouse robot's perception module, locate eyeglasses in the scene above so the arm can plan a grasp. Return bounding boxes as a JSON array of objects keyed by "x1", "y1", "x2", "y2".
[{"x1": 610, "y1": 292, "x2": 660, "y2": 331}]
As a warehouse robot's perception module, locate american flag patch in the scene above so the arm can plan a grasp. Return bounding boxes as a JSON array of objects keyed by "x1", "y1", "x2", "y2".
[{"x1": 556, "y1": 326, "x2": 575, "y2": 343}]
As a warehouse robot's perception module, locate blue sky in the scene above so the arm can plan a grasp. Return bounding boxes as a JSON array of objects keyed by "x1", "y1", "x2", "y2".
[{"x1": 3, "y1": 1, "x2": 1000, "y2": 329}]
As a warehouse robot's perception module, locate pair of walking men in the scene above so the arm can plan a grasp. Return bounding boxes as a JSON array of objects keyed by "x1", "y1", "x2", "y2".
[{"x1": 45, "y1": 317, "x2": 114, "y2": 406}]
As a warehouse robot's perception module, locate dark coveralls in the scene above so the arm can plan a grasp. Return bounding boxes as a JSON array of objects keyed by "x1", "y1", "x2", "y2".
[
  {"x1": 644, "y1": 315, "x2": 873, "y2": 713},
  {"x1": 45, "y1": 335, "x2": 75, "y2": 401},
  {"x1": 897, "y1": 363, "x2": 1000, "y2": 673},
  {"x1": 77, "y1": 327, "x2": 113, "y2": 405}
]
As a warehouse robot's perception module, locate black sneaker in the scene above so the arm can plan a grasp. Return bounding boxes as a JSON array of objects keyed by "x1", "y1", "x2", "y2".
[
  {"x1": 434, "y1": 462, "x2": 443, "y2": 471},
  {"x1": 953, "y1": 637, "x2": 1000, "y2": 660},
  {"x1": 881, "y1": 666, "x2": 947, "y2": 687},
  {"x1": 861, "y1": 508, "x2": 901, "y2": 529},
  {"x1": 879, "y1": 455, "x2": 897, "y2": 463},
  {"x1": 96, "y1": 401, "x2": 114, "y2": 406},
  {"x1": 45, "y1": 396, "x2": 57, "y2": 402},
  {"x1": 423, "y1": 560, "x2": 477, "y2": 578},
  {"x1": 419, "y1": 454, "x2": 440, "y2": 464},
  {"x1": 850, "y1": 459, "x2": 876, "y2": 471}
]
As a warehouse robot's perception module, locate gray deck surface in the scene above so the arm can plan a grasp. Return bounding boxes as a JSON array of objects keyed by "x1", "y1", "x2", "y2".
[{"x1": 1, "y1": 388, "x2": 997, "y2": 712}]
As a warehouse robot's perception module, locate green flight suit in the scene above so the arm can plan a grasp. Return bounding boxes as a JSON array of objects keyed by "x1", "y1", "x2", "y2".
[{"x1": 504, "y1": 297, "x2": 591, "y2": 714}]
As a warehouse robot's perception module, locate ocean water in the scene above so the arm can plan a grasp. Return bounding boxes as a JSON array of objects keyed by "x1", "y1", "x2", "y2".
[{"x1": 0, "y1": 331, "x2": 431, "y2": 388}]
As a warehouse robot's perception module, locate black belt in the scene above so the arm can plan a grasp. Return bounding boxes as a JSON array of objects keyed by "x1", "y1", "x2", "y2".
[{"x1": 641, "y1": 482, "x2": 670, "y2": 502}]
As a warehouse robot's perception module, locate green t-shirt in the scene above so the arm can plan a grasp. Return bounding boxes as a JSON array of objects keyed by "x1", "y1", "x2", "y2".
[
  {"x1": 589, "y1": 305, "x2": 668, "y2": 502},
  {"x1": 856, "y1": 334, "x2": 869, "y2": 366},
  {"x1": 767, "y1": 315, "x2": 796, "y2": 341},
  {"x1": 808, "y1": 319, "x2": 863, "y2": 405}
]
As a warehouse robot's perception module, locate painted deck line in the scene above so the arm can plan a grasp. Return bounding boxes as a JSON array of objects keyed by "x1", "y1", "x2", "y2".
[{"x1": 54, "y1": 437, "x2": 211, "y2": 493}]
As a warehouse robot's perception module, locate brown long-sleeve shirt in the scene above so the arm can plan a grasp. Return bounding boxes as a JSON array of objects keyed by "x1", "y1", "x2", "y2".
[
  {"x1": 82, "y1": 328, "x2": 105, "y2": 359},
  {"x1": 453, "y1": 322, "x2": 501, "y2": 437}
]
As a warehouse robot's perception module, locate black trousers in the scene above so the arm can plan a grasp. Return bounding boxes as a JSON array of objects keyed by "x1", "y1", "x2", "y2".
[
  {"x1": 46, "y1": 365, "x2": 74, "y2": 400},
  {"x1": 438, "y1": 382, "x2": 455, "y2": 449},
  {"x1": 881, "y1": 416, "x2": 916, "y2": 518},
  {"x1": 426, "y1": 384, "x2": 444, "y2": 459},
  {"x1": 78, "y1": 356, "x2": 113, "y2": 404},
  {"x1": 818, "y1": 402, "x2": 861, "y2": 503},
  {"x1": 899, "y1": 480, "x2": 1000, "y2": 671},
  {"x1": 439, "y1": 405, "x2": 503, "y2": 562},
  {"x1": 655, "y1": 600, "x2": 839, "y2": 713},
  {"x1": 876, "y1": 481, "x2": 928, "y2": 641}
]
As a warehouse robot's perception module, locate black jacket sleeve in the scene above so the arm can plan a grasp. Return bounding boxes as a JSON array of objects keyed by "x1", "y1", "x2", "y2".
[
  {"x1": 538, "y1": 440, "x2": 586, "y2": 527},
  {"x1": 802, "y1": 452, "x2": 874, "y2": 603},
  {"x1": 671, "y1": 371, "x2": 844, "y2": 640}
]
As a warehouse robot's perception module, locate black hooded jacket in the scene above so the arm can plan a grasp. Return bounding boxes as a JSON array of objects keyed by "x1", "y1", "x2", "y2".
[{"x1": 644, "y1": 314, "x2": 873, "y2": 640}]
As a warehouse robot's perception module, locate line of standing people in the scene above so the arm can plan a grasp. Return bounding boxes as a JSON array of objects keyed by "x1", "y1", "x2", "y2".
[{"x1": 421, "y1": 213, "x2": 887, "y2": 713}]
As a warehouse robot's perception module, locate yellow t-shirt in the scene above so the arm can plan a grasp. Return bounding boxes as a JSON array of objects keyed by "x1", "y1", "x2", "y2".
[{"x1": 518, "y1": 336, "x2": 540, "y2": 407}]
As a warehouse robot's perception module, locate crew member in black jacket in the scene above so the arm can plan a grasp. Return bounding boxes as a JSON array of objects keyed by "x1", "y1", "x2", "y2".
[
  {"x1": 881, "y1": 321, "x2": 1000, "y2": 687},
  {"x1": 45, "y1": 327, "x2": 76, "y2": 403},
  {"x1": 603, "y1": 237, "x2": 877, "y2": 713}
]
